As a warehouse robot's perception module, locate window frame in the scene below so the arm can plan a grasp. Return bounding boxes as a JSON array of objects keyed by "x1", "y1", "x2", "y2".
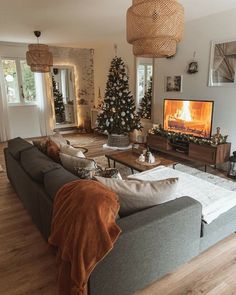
[
  {"x1": 136, "y1": 59, "x2": 154, "y2": 106},
  {"x1": 135, "y1": 57, "x2": 154, "y2": 121},
  {"x1": 1, "y1": 57, "x2": 37, "y2": 107}
]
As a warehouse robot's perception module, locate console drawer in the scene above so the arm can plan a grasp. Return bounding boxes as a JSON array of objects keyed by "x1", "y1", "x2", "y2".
[
  {"x1": 147, "y1": 134, "x2": 169, "y2": 150},
  {"x1": 189, "y1": 143, "x2": 216, "y2": 164}
]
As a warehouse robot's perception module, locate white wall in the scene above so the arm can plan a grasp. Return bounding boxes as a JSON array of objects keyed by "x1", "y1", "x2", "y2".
[
  {"x1": 8, "y1": 105, "x2": 41, "y2": 138},
  {"x1": 153, "y1": 9, "x2": 236, "y2": 151},
  {"x1": 93, "y1": 9, "x2": 236, "y2": 151},
  {"x1": 93, "y1": 35, "x2": 135, "y2": 106}
]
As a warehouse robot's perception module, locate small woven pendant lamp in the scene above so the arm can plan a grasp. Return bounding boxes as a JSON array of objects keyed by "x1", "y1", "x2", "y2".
[
  {"x1": 26, "y1": 31, "x2": 53, "y2": 73},
  {"x1": 126, "y1": 0, "x2": 184, "y2": 58}
]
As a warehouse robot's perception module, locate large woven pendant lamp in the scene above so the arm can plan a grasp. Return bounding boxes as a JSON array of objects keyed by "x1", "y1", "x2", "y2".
[
  {"x1": 126, "y1": 0, "x2": 184, "y2": 58},
  {"x1": 26, "y1": 31, "x2": 53, "y2": 73}
]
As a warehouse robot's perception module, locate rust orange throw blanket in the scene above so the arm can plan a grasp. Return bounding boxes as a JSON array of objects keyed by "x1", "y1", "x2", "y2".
[{"x1": 48, "y1": 180, "x2": 121, "y2": 295}]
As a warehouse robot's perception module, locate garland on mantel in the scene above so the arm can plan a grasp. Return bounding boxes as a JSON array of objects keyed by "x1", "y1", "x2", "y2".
[{"x1": 149, "y1": 125, "x2": 228, "y2": 147}]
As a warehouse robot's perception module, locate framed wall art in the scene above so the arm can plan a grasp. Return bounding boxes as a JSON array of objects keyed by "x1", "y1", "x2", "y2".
[
  {"x1": 209, "y1": 40, "x2": 236, "y2": 86},
  {"x1": 165, "y1": 75, "x2": 183, "y2": 92}
]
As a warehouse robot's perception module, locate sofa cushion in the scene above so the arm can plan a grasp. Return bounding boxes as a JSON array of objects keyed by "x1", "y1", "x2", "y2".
[
  {"x1": 60, "y1": 153, "x2": 97, "y2": 175},
  {"x1": 33, "y1": 138, "x2": 48, "y2": 154},
  {"x1": 44, "y1": 167, "x2": 78, "y2": 200},
  {"x1": 60, "y1": 144, "x2": 86, "y2": 158},
  {"x1": 49, "y1": 132, "x2": 68, "y2": 148},
  {"x1": 8, "y1": 137, "x2": 33, "y2": 160},
  {"x1": 20, "y1": 147, "x2": 61, "y2": 183},
  {"x1": 95, "y1": 177, "x2": 178, "y2": 216}
]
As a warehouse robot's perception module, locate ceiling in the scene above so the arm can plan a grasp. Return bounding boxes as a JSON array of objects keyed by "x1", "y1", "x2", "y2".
[{"x1": 1, "y1": 0, "x2": 236, "y2": 46}]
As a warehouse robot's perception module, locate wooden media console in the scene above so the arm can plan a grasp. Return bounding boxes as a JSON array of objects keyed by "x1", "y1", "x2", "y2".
[{"x1": 147, "y1": 134, "x2": 231, "y2": 171}]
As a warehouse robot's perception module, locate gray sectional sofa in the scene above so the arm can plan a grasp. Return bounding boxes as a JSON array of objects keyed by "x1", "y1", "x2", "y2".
[{"x1": 4, "y1": 137, "x2": 236, "y2": 295}]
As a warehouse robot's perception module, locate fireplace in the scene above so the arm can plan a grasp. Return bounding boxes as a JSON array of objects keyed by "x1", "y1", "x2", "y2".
[{"x1": 164, "y1": 99, "x2": 214, "y2": 138}]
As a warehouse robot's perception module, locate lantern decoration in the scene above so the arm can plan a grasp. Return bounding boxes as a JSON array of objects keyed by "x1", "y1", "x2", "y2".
[
  {"x1": 228, "y1": 152, "x2": 236, "y2": 179},
  {"x1": 26, "y1": 31, "x2": 53, "y2": 73},
  {"x1": 126, "y1": 0, "x2": 184, "y2": 58}
]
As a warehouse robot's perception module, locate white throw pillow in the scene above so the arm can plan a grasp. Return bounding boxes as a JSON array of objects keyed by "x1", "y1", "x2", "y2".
[
  {"x1": 95, "y1": 177, "x2": 178, "y2": 216},
  {"x1": 60, "y1": 144, "x2": 85, "y2": 158},
  {"x1": 60, "y1": 153, "x2": 97, "y2": 174},
  {"x1": 49, "y1": 132, "x2": 68, "y2": 148}
]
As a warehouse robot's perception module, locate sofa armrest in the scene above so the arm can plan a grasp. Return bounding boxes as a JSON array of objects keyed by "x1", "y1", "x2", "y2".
[{"x1": 89, "y1": 197, "x2": 202, "y2": 295}]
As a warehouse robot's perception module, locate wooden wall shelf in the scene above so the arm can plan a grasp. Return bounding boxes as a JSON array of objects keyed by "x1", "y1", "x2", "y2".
[{"x1": 147, "y1": 134, "x2": 231, "y2": 169}]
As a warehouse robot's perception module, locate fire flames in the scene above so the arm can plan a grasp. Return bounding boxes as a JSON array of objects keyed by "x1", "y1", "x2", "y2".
[
  {"x1": 179, "y1": 101, "x2": 192, "y2": 122},
  {"x1": 164, "y1": 100, "x2": 213, "y2": 138}
]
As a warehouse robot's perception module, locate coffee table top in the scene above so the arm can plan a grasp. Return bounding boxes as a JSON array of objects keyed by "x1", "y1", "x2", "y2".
[{"x1": 105, "y1": 150, "x2": 178, "y2": 172}]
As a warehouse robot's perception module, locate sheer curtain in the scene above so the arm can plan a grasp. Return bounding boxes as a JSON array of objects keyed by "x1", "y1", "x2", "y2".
[
  {"x1": 0, "y1": 63, "x2": 10, "y2": 142},
  {"x1": 35, "y1": 73, "x2": 54, "y2": 137}
]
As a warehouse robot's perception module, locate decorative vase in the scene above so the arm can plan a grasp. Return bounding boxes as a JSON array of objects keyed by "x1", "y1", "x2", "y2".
[{"x1": 107, "y1": 134, "x2": 130, "y2": 148}]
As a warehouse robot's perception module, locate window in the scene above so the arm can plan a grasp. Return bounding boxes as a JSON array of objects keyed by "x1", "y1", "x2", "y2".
[
  {"x1": 137, "y1": 61, "x2": 153, "y2": 105},
  {"x1": 1, "y1": 58, "x2": 36, "y2": 104}
]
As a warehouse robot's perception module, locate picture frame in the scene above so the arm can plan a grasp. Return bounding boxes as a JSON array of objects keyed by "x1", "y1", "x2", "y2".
[
  {"x1": 208, "y1": 39, "x2": 236, "y2": 87},
  {"x1": 165, "y1": 75, "x2": 183, "y2": 92}
]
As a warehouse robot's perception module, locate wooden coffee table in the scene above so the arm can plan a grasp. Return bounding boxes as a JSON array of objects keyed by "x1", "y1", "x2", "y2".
[{"x1": 105, "y1": 150, "x2": 178, "y2": 174}]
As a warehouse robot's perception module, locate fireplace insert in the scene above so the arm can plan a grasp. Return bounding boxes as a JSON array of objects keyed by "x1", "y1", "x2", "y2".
[{"x1": 163, "y1": 99, "x2": 214, "y2": 139}]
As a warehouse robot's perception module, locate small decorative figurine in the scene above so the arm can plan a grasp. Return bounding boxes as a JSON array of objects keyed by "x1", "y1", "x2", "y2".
[
  {"x1": 138, "y1": 153, "x2": 145, "y2": 163},
  {"x1": 212, "y1": 127, "x2": 222, "y2": 145},
  {"x1": 148, "y1": 152, "x2": 155, "y2": 164},
  {"x1": 146, "y1": 151, "x2": 155, "y2": 164}
]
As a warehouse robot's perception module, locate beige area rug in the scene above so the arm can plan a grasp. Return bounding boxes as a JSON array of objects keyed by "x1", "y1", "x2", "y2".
[
  {"x1": 94, "y1": 156, "x2": 236, "y2": 190},
  {"x1": 66, "y1": 136, "x2": 96, "y2": 146}
]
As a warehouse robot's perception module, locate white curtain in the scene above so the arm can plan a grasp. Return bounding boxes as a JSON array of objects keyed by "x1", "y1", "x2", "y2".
[
  {"x1": 35, "y1": 73, "x2": 54, "y2": 137},
  {"x1": 0, "y1": 62, "x2": 10, "y2": 142}
]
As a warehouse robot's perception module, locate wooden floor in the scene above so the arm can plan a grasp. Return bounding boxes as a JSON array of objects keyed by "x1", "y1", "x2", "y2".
[{"x1": 0, "y1": 134, "x2": 236, "y2": 295}]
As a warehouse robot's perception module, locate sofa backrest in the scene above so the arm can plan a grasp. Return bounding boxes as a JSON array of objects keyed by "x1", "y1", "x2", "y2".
[
  {"x1": 8, "y1": 137, "x2": 78, "y2": 196},
  {"x1": 8, "y1": 137, "x2": 33, "y2": 160},
  {"x1": 44, "y1": 168, "x2": 78, "y2": 200},
  {"x1": 20, "y1": 146, "x2": 61, "y2": 183}
]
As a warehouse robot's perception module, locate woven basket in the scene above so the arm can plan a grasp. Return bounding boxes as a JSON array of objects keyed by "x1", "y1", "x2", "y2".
[
  {"x1": 107, "y1": 134, "x2": 130, "y2": 148},
  {"x1": 127, "y1": 0, "x2": 184, "y2": 57}
]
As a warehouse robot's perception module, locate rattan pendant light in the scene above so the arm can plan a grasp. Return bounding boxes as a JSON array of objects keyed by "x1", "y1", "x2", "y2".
[
  {"x1": 126, "y1": 0, "x2": 184, "y2": 58},
  {"x1": 26, "y1": 31, "x2": 53, "y2": 73}
]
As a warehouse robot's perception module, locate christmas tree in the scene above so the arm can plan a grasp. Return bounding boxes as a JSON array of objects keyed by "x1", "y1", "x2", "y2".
[
  {"x1": 97, "y1": 57, "x2": 142, "y2": 134},
  {"x1": 52, "y1": 75, "x2": 65, "y2": 123},
  {"x1": 138, "y1": 77, "x2": 152, "y2": 120},
  {"x1": 97, "y1": 87, "x2": 103, "y2": 109}
]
